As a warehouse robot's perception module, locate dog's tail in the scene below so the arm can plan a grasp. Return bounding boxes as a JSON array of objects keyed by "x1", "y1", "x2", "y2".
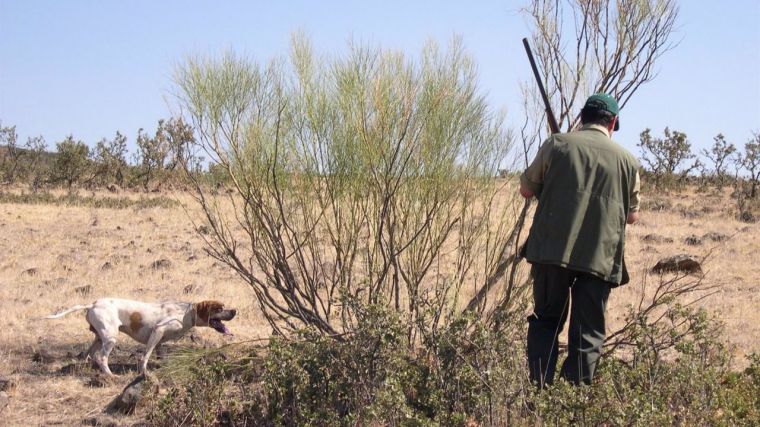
[{"x1": 43, "y1": 304, "x2": 93, "y2": 319}]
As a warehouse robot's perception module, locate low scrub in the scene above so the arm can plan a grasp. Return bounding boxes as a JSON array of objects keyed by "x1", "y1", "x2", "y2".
[
  {"x1": 0, "y1": 190, "x2": 177, "y2": 209},
  {"x1": 148, "y1": 305, "x2": 759, "y2": 426}
]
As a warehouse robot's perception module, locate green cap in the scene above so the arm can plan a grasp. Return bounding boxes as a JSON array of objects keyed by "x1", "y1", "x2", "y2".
[{"x1": 584, "y1": 93, "x2": 620, "y2": 130}]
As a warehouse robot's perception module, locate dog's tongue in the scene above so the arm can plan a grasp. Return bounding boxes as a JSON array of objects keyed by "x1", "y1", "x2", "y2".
[{"x1": 222, "y1": 324, "x2": 232, "y2": 336}]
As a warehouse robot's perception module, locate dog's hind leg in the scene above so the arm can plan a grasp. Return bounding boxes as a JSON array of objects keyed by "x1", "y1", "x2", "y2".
[
  {"x1": 87, "y1": 312, "x2": 118, "y2": 376},
  {"x1": 80, "y1": 324, "x2": 100, "y2": 361},
  {"x1": 96, "y1": 335, "x2": 117, "y2": 376},
  {"x1": 83, "y1": 338, "x2": 101, "y2": 362}
]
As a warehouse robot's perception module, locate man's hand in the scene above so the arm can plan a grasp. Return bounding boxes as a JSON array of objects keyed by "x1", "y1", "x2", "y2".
[
  {"x1": 519, "y1": 183, "x2": 534, "y2": 199},
  {"x1": 626, "y1": 211, "x2": 639, "y2": 224}
]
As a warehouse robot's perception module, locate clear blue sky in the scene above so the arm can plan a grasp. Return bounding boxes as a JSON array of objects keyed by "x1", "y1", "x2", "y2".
[{"x1": 1, "y1": 1, "x2": 759, "y2": 159}]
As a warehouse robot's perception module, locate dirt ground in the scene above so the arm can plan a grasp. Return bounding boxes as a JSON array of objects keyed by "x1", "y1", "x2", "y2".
[{"x1": 0, "y1": 186, "x2": 757, "y2": 426}]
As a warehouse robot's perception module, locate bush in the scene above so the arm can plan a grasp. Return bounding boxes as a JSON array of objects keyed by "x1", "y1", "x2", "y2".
[
  {"x1": 52, "y1": 135, "x2": 92, "y2": 187},
  {"x1": 737, "y1": 132, "x2": 760, "y2": 199},
  {"x1": 173, "y1": 37, "x2": 515, "y2": 343},
  {"x1": 147, "y1": 301, "x2": 759, "y2": 426},
  {"x1": 701, "y1": 133, "x2": 736, "y2": 190},
  {"x1": 93, "y1": 131, "x2": 129, "y2": 187},
  {"x1": 638, "y1": 128, "x2": 700, "y2": 190}
]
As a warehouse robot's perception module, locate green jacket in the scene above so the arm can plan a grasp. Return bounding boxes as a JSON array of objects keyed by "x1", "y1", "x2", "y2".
[{"x1": 520, "y1": 124, "x2": 640, "y2": 285}]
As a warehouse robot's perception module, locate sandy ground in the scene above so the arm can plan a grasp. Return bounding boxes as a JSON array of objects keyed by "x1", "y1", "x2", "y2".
[{"x1": 0, "y1": 186, "x2": 757, "y2": 425}]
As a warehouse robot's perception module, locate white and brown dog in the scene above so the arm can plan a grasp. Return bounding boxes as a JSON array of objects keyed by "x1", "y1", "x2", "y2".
[{"x1": 44, "y1": 298, "x2": 236, "y2": 376}]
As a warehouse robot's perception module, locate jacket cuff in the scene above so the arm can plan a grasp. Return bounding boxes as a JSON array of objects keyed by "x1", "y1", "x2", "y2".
[{"x1": 519, "y1": 173, "x2": 542, "y2": 195}]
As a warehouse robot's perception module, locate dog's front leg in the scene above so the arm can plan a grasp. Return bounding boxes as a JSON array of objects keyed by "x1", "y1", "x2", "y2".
[{"x1": 140, "y1": 327, "x2": 167, "y2": 374}]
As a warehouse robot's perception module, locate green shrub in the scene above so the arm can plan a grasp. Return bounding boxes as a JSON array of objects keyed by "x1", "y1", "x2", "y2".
[
  {"x1": 147, "y1": 299, "x2": 760, "y2": 426},
  {"x1": 51, "y1": 136, "x2": 91, "y2": 187}
]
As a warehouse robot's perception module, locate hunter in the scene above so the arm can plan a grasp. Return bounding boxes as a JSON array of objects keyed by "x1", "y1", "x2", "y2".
[{"x1": 519, "y1": 92, "x2": 640, "y2": 387}]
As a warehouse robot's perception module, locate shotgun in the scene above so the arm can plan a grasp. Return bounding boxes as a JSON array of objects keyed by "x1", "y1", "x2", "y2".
[
  {"x1": 466, "y1": 38, "x2": 561, "y2": 315},
  {"x1": 498, "y1": 38, "x2": 563, "y2": 309},
  {"x1": 522, "y1": 38, "x2": 560, "y2": 134}
]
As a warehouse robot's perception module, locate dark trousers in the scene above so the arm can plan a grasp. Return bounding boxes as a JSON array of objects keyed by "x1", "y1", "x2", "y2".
[{"x1": 527, "y1": 263, "x2": 611, "y2": 387}]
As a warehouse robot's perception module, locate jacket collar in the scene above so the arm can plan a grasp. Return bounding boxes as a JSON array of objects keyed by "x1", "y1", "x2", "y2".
[{"x1": 582, "y1": 123, "x2": 611, "y2": 138}]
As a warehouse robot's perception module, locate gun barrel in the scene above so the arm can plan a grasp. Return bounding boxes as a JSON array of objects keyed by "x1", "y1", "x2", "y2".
[{"x1": 522, "y1": 38, "x2": 560, "y2": 134}]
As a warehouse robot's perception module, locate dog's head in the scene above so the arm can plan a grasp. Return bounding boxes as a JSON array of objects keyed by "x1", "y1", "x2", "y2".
[{"x1": 193, "y1": 300, "x2": 236, "y2": 335}]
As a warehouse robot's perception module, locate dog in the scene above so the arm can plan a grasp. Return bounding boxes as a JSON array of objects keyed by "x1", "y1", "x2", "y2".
[{"x1": 44, "y1": 298, "x2": 236, "y2": 376}]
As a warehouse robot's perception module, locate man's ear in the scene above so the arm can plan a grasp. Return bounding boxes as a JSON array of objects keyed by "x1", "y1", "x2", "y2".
[{"x1": 608, "y1": 116, "x2": 618, "y2": 133}]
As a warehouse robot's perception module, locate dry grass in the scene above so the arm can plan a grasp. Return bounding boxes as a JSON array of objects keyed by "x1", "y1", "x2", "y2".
[
  {"x1": 0, "y1": 185, "x2": 757, "y2": 425},
  {"x1": 613, "y1": 188, "x2": 760, "y2": 365},
  {"x1": 0, "y1": 189, "x2": 270, "y2": 426}
]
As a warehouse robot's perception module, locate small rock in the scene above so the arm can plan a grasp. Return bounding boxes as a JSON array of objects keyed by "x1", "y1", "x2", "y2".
[
  {"x1": 74, "y1": 285, "x2": 92, "y2": 296},
  {"x1": 150, "y1": 259, "x2": 172, "y2": 270},
  {"x1": 640, "y1": 234, "x2": 674, "y2": 244},
  {"x1": 91, "y1": 219, "x2": 99, "y2": 226},
  {"x1": 702, "y1": 232, "x2": 730, "y2": 242},
  {"x1": 197, "y1": 225, "x2": 210, "y2": 235},
  {"x1": 32, "y1": 349, "x2": 56, "y2": 364},
  {"x1": 684, "y1": 235, "x2": 703, "y2": 246},
  {"x1": 22, "y1": 268, "x2": 38, "y2": 276},
  {"x1": 183, "y1": 284, "x2": 196, "y2": 294},
  {"x1": 101, "y1": 262, "x2": 113, "y2": 271},
  {"x1": 739, "y1": 211, "x2": 757, "y2": 223},
  {"x1": 187, "y1": 255, "x2": 198, "y2": 262},
  {"x1": 105, "y1": 374, "x2": 155, "y2": 415},
  {"x1": 652, "y1": 254, "x2": 702, "y2": 274},
  {"x1": 0, "y1": 376, "x2": 16, "y2": 393}
]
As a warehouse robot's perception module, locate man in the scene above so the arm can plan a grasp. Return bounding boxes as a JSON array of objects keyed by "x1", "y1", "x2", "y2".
[{"x1": 519, "y1": 93, "x2": 640, "y2": 387}]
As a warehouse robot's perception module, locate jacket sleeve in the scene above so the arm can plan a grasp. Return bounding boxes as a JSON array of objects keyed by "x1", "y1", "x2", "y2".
[
  {"x1": 629, "y1": 170, "x2": 641, "y2": 212},
  {"x1": 520, "y1": 137, "x2": 554, "y2": 196}
]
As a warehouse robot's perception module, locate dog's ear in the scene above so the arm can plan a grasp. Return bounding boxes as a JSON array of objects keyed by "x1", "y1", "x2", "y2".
[
  {"x1": 194, "y1": 301, "x2": 211, "y2": 324},
  {"x1": 194, "y1": 300, "x2": 224, "y2": 324}
]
